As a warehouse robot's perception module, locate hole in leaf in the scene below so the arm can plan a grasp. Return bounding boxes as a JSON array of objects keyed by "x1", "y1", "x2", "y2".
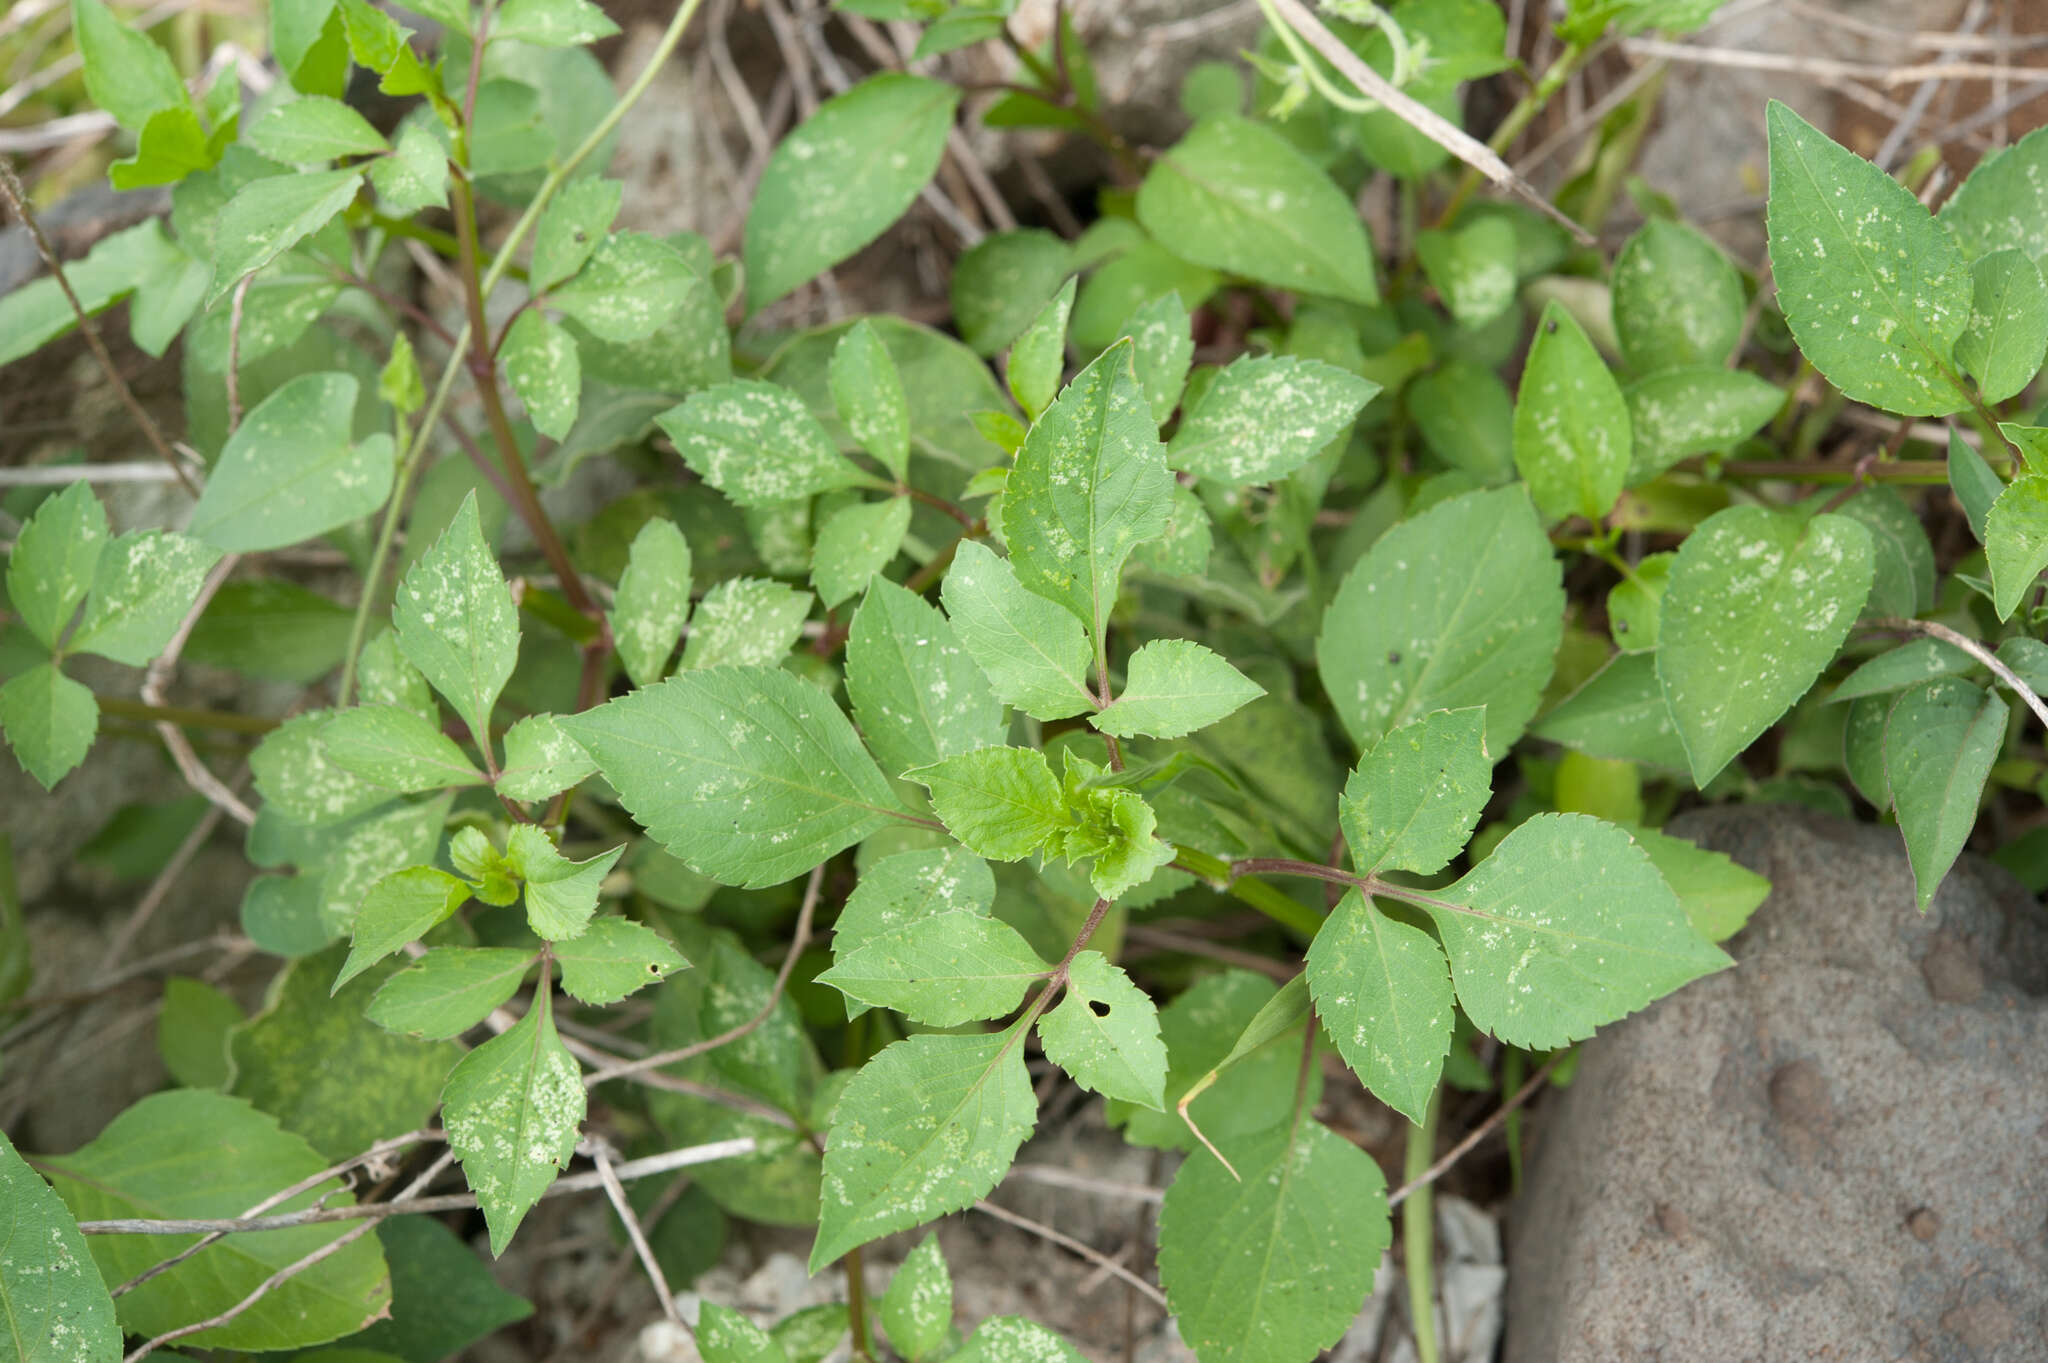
[{"x1": 1089, "y1": 999, "x2": 1111, "y2": 1017}]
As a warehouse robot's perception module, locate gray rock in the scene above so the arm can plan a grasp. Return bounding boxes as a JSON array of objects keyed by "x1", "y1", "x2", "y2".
[{"x1": 1504, "y1": 806, "x2": 2048, "y2": 1363}]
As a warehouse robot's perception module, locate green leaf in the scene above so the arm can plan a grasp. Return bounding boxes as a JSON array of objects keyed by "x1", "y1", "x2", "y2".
[
  {"x1": 1095, "y1": 638, "x2": 1263, "y2": 740},
  {"x1": 320, "y1": 704, "x2": 484, "y2": 792},
  {"x1": 1108, "y1": 971, "x2": 1311, "y2": 1152},
  {"x1": 813, "y1": 497, "x2": 912, "y2": 608},
  {"x1": 158, "y1": 974, "x2": 243, "y2": 1087},
  {"x1": 272, "y1": 0, "x2": 345, "y2": 96},
  {"x1": 1414, "y1": 217, "x2": 1518, "y2": 329},
  {"x1": 1318, "y1": 487, "x2": 1563, "y2": 757},
  {"x1": 1515, "y1": 301, "x2": 1631, "y2": 523},
  {"x1": 1117, "y1": 289, "x2": 1196, "y2": 426},
  {"x1": 367, "y1": 946, "x2": 534, "y2": 1040},
  {"x1": 1138, "y1": 115, "x2": 1378, "y2": 305},
  {"x1": 549, "y1": 233, "x2": 695, "y2": 343},
  {"x1": 1611, "y1": 218, "x2": 1744, "y2": 371},
  {"x1": 564, "y1": 666, "x2": 902, "y2": 888},
  {"x1": 44, "y1": 1090, "x2": 392, "y2": 1350},
  {"x1": 1949, "y1": 430, "x2": 2003, "y2": 542},
  {"x1": 1626, "y1": 824, "x2": 1771, "y2": 943},
  {"x1": 680, "y1": 577, "x2": 812, "y2": 670},
  {"x1": 1157, "y1": 1121, "x2": 1388, "y2": 1363},
  {"x1": 1885, "y1": 678, "x2": 2007, "y2": 911},
  {"x1": 1829, "y1": 637, "x2": 1975, "y2": 702},
  {"x1": 1957, "y1": 249, "x2": 2048, "y2": 403},
  {"x1": 940, "y1": 540, "x2": 1098, "y2": 721},
  {"x1": 1997, "y1": 635, "x2": 2048, "y2": 693},
  {"x1": 1167, "y1": 354, "x2": 1378, "y2": 487},
  {"x1": 502, "y1": 312, "x2": 582, "y2": 441},
  {"x1": 1007, "y1": 277, "x2": 1075, "y2": 421},
  {"x1": 336, "y1": 866, "x2": 471, "y2": 989},
  {"x1": 658, "y1": 380, "x2": 871, "y2": 507},
  {"x1": 369, "y1": 121, "x2": 449, "y2": 214},
  {"x1": 189, "y1": 372, "x2": 395, "y2": 551},
  {"x1": 554, "y1": 916, "x2": 688, "y2": 1005},
  {"x1": 830, "y1": 319, "x2": 911, "y2": 479},
  {"x1": 393, "y1": 493, "x2": 519, "y2": 748},
  {"x1": 1827, "y1": 483, "x2": 1935, "y2": 618},
  {"x1": 1655, "y1": 505, "x2": 1875, "y2": 785},
  {"x1": 952, "y1": 228, "x2": 1072, "y2": 357},
  {"x1": 0, "y1": 663, "x2": 96, "y2": 790},
  {"x1": 1764, "y1": 100, "x2": 1971, "y2": 416},
  {"x1": 835, "y1": 847, "x2": 996, "y2": 962},
  {"x1": 531, "y1": 177, "x2": 622, "y2": 293},
  {"x1": 179, "y1": 587, "x2": 354, "y2": 689},
  {"x1": 0, "y1": 1128, "x2": 121, "y2": 1363},
  {"x1": 700, "y1": 1303, "x2": 790, "y2": 1363},
  {"x1": 609, "y1": 517, "x2": 693, "y2": 687},
  {"x1": 745, "y1": 74, "x2": 962, "y2": 310},
  {"x1": 1307, "y1": 890, "x2": 1453, "y2": 1124},
  {"x1": 953, "y1": 1318, "x2": 1089, "y2": 1363},
  {"x1": 349, "y1": 1216, "x2": 536, "y2": 1363},
  {"x1": 0, "y1": 219, "x2": 183, "y2": 366},
  {"x1": 211, "y1": 168, "x2": 363, "y2": 304},
  {"x1": 1339, "y1": 706, "x2": 1490, "y2": 877},
  {"x1": 846, "y1": 578, "x2": 1006, "y2": 779},
  {"x1": 1941, "y1": 123, "x2": 2048, "y2": 267},
  {"x1": 496, "y1": 713, "x2": 597, "y2": 802},
  {"x1": 1409, "y1": 359, "x2": 1514, "y2": 482},
  {"x1": 818, "y1": 908, "x2": 1047, "y2": 1025},
  {"x1": 493, "y1": 0, "x2": 619, "y2": 46},
  {"x1": 878, "y1": 1236, "x2": 952, "y2": 1363},
  {"x1": 1986, "y1": 474, "x2": 2048, "y2": 620},
  {"x1": 6, "y1": 482, "x2": 107, "y2": 651},
  {"x1": 1415, "y1": 814, "x2": 1730, "y2": 1049},
  {"x1": 1037, "y1": 950, "x2": 1166, "y2": 1109},
  {"x1": 249, "y1": 709, "x2": 393, "y2": 828},
  {"x1": 442, "y1": 990, "x2": 585, "y2": 1254},
  {"x1": 505, "y1": 825, "x2": 624, "y2": 942},
  {"x1": 1072, "y1": 241, "x2": 1220, "y2": 353},
  {"x1": 67, "y1": 529, "x2": 222, "y2": 667},
  {"x1": 108, "y1": 105, "x2": 211, "y2": 190},
  {"x1": 72, "y1": 0, "x2": 188, "y2": 131},
  {"x1": 248, "y1": 94, "x2": 390, "y2": 162},
  {"x1": 908, "y1": 746, "x2": 1071, "y2": 861},
  {"x1": 809, "y1": 1026, "x2": 1036, "y2": 1270},
  {"x1": 1624, "y1": 367, "x2": 1783, "y2": 483},
  {"x1": 336, "y1": 0, "x2": 437, "y2": 96},
  {"x1": 1005, "y1": 340, "x2": 1174, "y2": 651}
]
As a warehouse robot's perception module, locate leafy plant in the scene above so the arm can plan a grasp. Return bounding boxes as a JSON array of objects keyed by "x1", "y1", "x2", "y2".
[{"x1": 3, "y1": 1, "x2": 2046, "y2": 1361}]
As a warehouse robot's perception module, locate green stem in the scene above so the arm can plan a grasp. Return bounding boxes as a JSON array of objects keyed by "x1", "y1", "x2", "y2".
[
  {"x1": 1170, "y1": 846, "x2": 1325, "y2": 940},
  {"x1": 95, "y1": 696, "x2": 277, "y2": 735},
  {"x1": 844, "y1": 1247, "x2": 874, "y2": 1361},
  {"x1": 1435, "y1": 41, "x2": 1592, "y2": 231},
  {"x1": 369, "y1": 213, "x2": 528, "y2": 283},
  {"x1": 1404, "y1": 1085, "x2": 1442, "y2": 1363},
  {"x1": 338, "y1": 410, "x2": 436, "y2": 707}
]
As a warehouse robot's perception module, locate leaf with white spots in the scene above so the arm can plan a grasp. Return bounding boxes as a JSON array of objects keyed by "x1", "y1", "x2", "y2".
[
  {"x1": 1886, "y1": 678, "x2": 2007, "y2": 913},
  {"x1": 829, "y1": 319, "x2": 911, "y2": 480},
  {"x1": 609, "y1": 517, "x2": 693, "y2": 687},
  {"x1": 368, "y1": 121, "x2": 448, "y2": 215},
  {"x1": 1116, "y1": 289, "x2": 1195, "y2": 426},
  {"x1": 210, "y1": 169, "x2": 363, "y2": 305},
  {"x1": 1004, "y1": 340, "x2": 1174, "y2": 654},
  {"x1": 952, "y1": 227, "x2": 1073, "y2": 357},
  {"x1": 846, "y1": 579, "x2": 1006, "y2": 780},
  {"x1": 562, "y1": 666, "x2": 904, "y2": 889},
  {"x1": 1987, "y1": 473, "x2": 2048, "y2": 620},
  {"x1": 1940, "y1": 123, "x2": 2048, "y2": 268},
  {"x1": 952, "y1": 1317, "x2": 1089, "y2": 1363},
  {"x1": 1339, "y1": 706, "x2": 1491, "y2": 877},
  {"x1": 318, "y1": 704, "x2": 485, "y2": 793},
  {"x1": 939, "y1": 541, "x2": 1098, "y2": 722},
  {"x1": 1955, "y1": 249, "x2": 2048, "y2": 404},
  {"x1": 501, "y1": 312, "x2": 581, "y2": 440},
  {"x1": 251, "y1": 709, "x2": 396, "y2": 828},
  {"x1": 817, "y1": 908, "x2": 1047, "y2": 1025},
  {"x1": 1317, "y1": 487, "x2": 1563, "y2": 758},
  {"x1": 1655, "y1": 505, "x2": 1874, "y2": 786},
  {"x1": 1037, "y1": 950, "x2": 1166, "y2": 1109},
  {"x1": 878, "y1": 1236, "x2": 952, "y2": 1363},
  {"x1": 530, "y1": 177, "x2": 621, "y2": 293},
  {"x1": 496, "y1": 713, "x2": 597, "y2": 802},
  {"x1": 1515, "y1": 301, "x2": 1631, "y2": 523},
  {"x1": 907, "y1": 746, "x2": 1072, "y2": 862},
  {"x1": 831, "y1": 849, "x2": 994, "y2": 1028},
  {"x1": 1415, "y1": 216, "x2": 1519, "y2": 330},
  {"x1": 699, "y1": 1302, "x2": 789, "y2": 1363},
  {"x1": 1138, "y1": 115, "x2": 1379, "y2": 306},
  {"x1": 1158, "y1": 1120, "x2": 1388, "y2": 1363},
  {"x1": 189, "y1": 373, "x2": 396, "y2": 551},
  {"x1": 681, "y1": 577, "x2": 812, "y2": 670},
  {"x1": 1167, "y1": 354, "x2": 1378, "y2": 488},
  {"x1": 392, "y1": 493, "x2": 519, "y2": 750},
  {"x1": 1306, "y1": 891, "x2": 1452, "y2": 1124},
  {"x1": 809, "y1": 1026, "x2": 1037, "y2": 1270},
  {"x1": 1623, "y1": 367, "x2": 1782, "y2": 484},
  {"x1": 441, "y1": 988, "x2": 585, "y2": 1255},
  {"x1": 553, "y1": 916, "x2": 687, "y2": 1006},
  {"x1": 1407, "y1": 814, "x2": 1730, "y2": 1050},
  {"x1": 1611, "y1": 218, "x2": 1745, "y2": 372},
  {"x1": 0, "y1": 1127, "x2": 121, "y2": 1363},
  {"x1": 812, "y1": 496, "x2": 912, "y2": 608},
  {"x1": 66, "y1": 529, "x2": 222, "y2": 668},
  {"x1": 6, "y1": 481, "x2": 107, "y2": 652},
  {"x1": 548, "y1": 233, "x2": 695, "y2": 343},
  {"x1": 658, "y1": 380, "x2": 872, "y2": 508},
  {"x1": 1094, "y1": 638, "x2": 1263, "y2": 740},
  {"x1": 493, "y1": 0, "x2": 619, "y2": 48},
  {"x1": 1765, "y1": 100, "x2": 1972, "y2": 416},
  {"x1": 1007, "y1": 277, "x2": 1074, "y2": 421}
]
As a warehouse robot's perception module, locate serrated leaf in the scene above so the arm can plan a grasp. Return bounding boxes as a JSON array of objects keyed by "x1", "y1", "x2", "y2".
[
  {"x1": 1306, "y1": 890, "x2": 1453, "y2": 1124},
  {"x1": 0, "y1": 1128, "x2": 121, "y2": 1363},
  {"x1": 496, "y1": 713, "x2": 597, "y2": 802},
  {"x1": 393, "y1": 492, "x2": 519, "y2": 748},
  {"x1": 809, "y1": 1026, "x2": 1036, "y2": 1270},
  {"x1": 504, "y1": 824, "x2": 623, "y2": 942},
  {"x1": 502, "y1": 312, "x2": 581, "y2": 441},
  {"x1": 1885, "y1": 678, "x2": 2007, "y2": 912},
  {"x1": 835, "y1": 847, "x2": 996, "y2": 963},
  {"x1": 7, "y1": 482, "x2": 107, "y2": 651},
  {"x1": 1109, "y1": 971, "x2": 1312, "y2": 1153},
  {"x1": 442, "y1": 990, "x2": 585, "y2": 1254},
  {"x1": 745, "y1": 74, "x2": 961, "y2": 310},
  {"x1": 908, "y1": 747, "x2": 1070, "y2": 861},
  {"x1": 953, "y1": 228, "x2": 1072, "y2": 357},
  {"x1": 190, "y1": 373, "x2": 395, "y2": 551},
  {"x1": 1037, "y1": 950, "x2": 1165, "y2": 1108},
  {"x1": 1611, "y1": 218, "x2": 1744, "y2": 371},
  {"x1": 367, "y1": 946, "x2": 535, "y2": 1039},
  {"x1": 108, "y1": 104, "x2": 210, "y2": 190},
  {"x1": 1415, "y1": 216, "x2": 1518, "y2": 329},
  {"x1": 1318, "y1": 487, "x2": 1563, "y2": 757},
  {"x1": 1340, "y1": 706, "x2": 1490, "y2": 877},
  {"x1": 940, "y1": 540, "x2": 1098, "y2": 721},
  {"x1": 1656, "y1": 505, "x2": 1875, "y2": 785},
  {"x1": 248, "y1": 94, "x2": 390, "y2": 162},
  {"x1": 211, "y1": 168, "x2": 363, "y2": 304},
  {"x1": 609, "y1": 517, "x2": 692, "y2": 687},
  {"x1": 1624, "y1": 367, "x2": 1782, "y2": 484},
  {"x1": 251, "y1": 709, "x2": 393, "y2": 827},
  {"x1": 1413, "y1": 814, "x2": 1730, "y2": 1049},
  {"x1": 1828, "y1": 484, "x2": 1935, "y2": 618},
  {"x1": 818, "y1": 908, "x2": 1047, "y2": 1025},
  {"x1": 369, "y1": 121, "x2": 449, "y2": 214},
  {"x1": 1005, "y1": 340, "x2": 1173, "y2": 651},
  {"x1": 1830, "y1": 637, "x2": 1975, "y2": 702},
  {"x1": 67, "y1": 529, "x2": 222, "y2": 666},
  {"x1": 549, "y1": 233, "x2": 694, "y2": 343},
  {"x1": 1007, "y1": 277, "x2": 1074, "y2": 420},
  {"x1": 1168, "y1": 354, "x2": 1378, "y2": 487},
  {"x1": 320, "y1": 704, "x2": 484, "y2": 792},
  {"x1": 699, "y1": 1302, "x2": 790, "y2": 1363},
  {"x1": 953, "y1": 1317, "x2": 1088, "y2": 1363},
  {"x1": 813, "y1": 497, "x2": 912, "y2": 608},
  {"x1": 1095, "y1": 638, "x2": 1263, "y2": 740},
  {"x1": 1117, "y1": 290, "x2": 1195, "y2": 426},
  {"x1": 336, "y1": 865, "x2": 470, "y2": 989},
  {"x1": 336, "y1": 0, "x2": 436, "y2": 96},
  {"x1": 0, "y1": 662, "x2": 97, "y2": 790},
  {"x1": 1941, "y1": 123, "x2": 2048, "y2": 267},
  {"x1": 1409, "y1": 359, "x2": 1514, "y2": 482},
  {"x1": 1957, "y1": 249, "x2": 2048, "y2": 403},
  {"x1": 1626, "y1": 824, "x2": 1771, "y2": 943},
  {"x1": 531, "y1": 176, "x2": 622, "y2": 293},
  {"x1": 554, "y1": 916, "x2": 687, "y2": 1005},
  {"x1": 1158, "y1": 1121, "x2": 1388, "y2": 1363},
  {"x1": 1138, "y1": 115, "x2": 1378, "y2": 305},
  {"x1": 73, "y1": 0, "x2": 188, "y2": 130},
  {"x1": 1986, "y1": 473, "x2": 2048, "y2": 620},
  {"x1": 493, "y1": 0, "x2": 619, "y2": 46},
  {"x1": 1765, "y1": 100, "x2": 1971, "y2": 416},
  {"x1": 681, "y1": 577, "x2": 812, "y2": 670},
  {"x1": 878, "y1": 1235, "x2": 952, "y2": 1363},
  {"x1": 659, "y1": 380, "x2": 871, "y2": 507},
  {"x1": 830, "y1": 319, "x2": 911, "y2": 479},
  {"x1": 846, "y1": 579, "x2": 1006, "y2": 779},
  {"x1": 564, "y1": 667, "x2": 903, "y2": 888},
  {"x1": 1515, "y1": 301, "x2": 1631, "y2": 523}
]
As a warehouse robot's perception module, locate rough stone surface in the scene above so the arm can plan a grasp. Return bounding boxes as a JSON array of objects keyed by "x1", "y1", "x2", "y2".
[{"x1": 1504, "y1": 806, "x2": 2048, "y2": 1363}]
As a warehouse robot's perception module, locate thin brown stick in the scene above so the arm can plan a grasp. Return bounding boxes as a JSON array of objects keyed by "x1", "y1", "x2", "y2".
[
  {"x1": 972, "y1": 1199, "x2": 1169, "y2": 1310},
  {"x1": 1620, "y1": 37, "x2": 2043, "y2": 88},
  {"x1": 1387, "y1": 1054, "x2": 1562, "y2": 1208},
  {"x1": 0, "y1": 156, "x2": 198, "y2": 495},
  {"x1": 593, "y1": 1143, "x2": 684, "y2": 1325}
]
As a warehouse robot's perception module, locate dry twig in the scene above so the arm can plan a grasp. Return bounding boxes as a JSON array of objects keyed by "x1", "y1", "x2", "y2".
[{"x1": 972, "y1": 1198, "x2": 1170, "y2": 1310}]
